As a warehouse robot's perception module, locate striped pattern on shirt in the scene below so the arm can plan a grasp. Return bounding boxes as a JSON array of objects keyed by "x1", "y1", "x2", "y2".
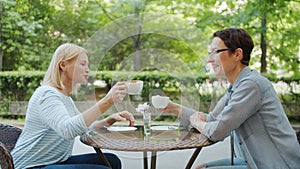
[{"x1": 11, "y1": 86, "x2": 88, "y2": 169}]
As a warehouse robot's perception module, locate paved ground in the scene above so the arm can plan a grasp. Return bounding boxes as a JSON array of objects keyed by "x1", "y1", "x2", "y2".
[
  {"x1": 6, "y1": 121, "x2": 299, "y2": 168},
  {"x1": 7, "y1": 121, "x2": 298, "y2": 168},
  {"x1": 72, "y1": 136, "x2": 230, "y2": 169}
]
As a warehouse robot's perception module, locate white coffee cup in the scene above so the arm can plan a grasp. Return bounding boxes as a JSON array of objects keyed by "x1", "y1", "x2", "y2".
[
  {"x1": 125, "y1": 80, "x2": 143, "y2": 95},
  {"x1": 151, "y1": 95, "x2": 169, "y2": 108}
]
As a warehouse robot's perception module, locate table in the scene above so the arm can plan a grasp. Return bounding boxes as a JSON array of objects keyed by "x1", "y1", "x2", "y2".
[{"x1": 80, "y1": 125, "x2": 213, "y2": 169}]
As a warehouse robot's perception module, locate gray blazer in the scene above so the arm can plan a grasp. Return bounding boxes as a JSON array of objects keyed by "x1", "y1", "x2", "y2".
[{"x1": 181, "y1": 67, "x2": 300, "y2": 169}]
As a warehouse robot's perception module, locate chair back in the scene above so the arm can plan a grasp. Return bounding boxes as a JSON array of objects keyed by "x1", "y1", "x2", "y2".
[
  {"x1": 0, "y1": 123, "x2": 22, "y2": 169},
  {"x1": 0, "y1": 142, "x2": 14, "y2": 169}
]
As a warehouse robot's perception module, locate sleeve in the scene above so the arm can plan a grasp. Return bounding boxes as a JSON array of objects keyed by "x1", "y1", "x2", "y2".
[
  {"x1": 205, "y1": 95, "x2": 227, "y2": 122},
  {"x1": 39, "y1": 89, "x2": 88, "y2": 139},
  {"x1": 180, "y1": 95, "x2": 227, "y2": 129},
  {"x1": 179, "y1": 106, "x2": 197, "y2": 129},
  {"x1": 203, "y1": 80, "x2": 262, "y2": 142}
]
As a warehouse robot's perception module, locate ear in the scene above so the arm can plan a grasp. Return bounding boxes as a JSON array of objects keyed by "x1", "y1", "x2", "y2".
[
  {"x1": 59, "y1": 61, "x2": 66, "y2": 71},
  {"x1": 234, "y1": 48, "x2": 243, "y2": 62}
]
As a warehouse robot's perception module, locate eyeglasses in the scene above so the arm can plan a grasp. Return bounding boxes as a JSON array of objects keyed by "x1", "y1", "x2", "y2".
[{"x1": 208, "y1": 48, "x2": 231, "y2": 56}]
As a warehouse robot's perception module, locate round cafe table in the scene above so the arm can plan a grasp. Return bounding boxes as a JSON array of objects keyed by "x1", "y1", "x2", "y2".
[{"x1": 80, "y1": 125, "x2": 213, "y2": 169}]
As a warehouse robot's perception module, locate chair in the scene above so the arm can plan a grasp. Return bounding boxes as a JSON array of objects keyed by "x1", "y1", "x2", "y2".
[{"x1": 0, "y1": 123, "x2": 22, "y2": 169}]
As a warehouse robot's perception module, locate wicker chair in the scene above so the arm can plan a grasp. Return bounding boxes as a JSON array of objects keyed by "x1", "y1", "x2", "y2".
[{"x1": 0, "y1": 124, "x2": 22, "y2": 169}]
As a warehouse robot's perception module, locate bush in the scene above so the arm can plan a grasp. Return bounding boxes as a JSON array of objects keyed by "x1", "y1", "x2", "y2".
[{"x1": 0, "y1": 71, "x2": 299, "y2": 121}]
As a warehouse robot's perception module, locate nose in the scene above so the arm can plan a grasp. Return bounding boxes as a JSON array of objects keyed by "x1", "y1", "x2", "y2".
[{"x1": 207, "y1": 54, "x2": 214, "y2": 63}]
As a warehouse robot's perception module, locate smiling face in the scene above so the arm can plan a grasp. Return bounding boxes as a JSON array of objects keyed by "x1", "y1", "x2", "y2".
[{"x1": 207, "y1": 37, "x2": 237, "y2": 77}]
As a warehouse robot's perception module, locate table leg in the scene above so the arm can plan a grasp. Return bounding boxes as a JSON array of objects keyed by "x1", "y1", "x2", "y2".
[
  {"x1": 143, "y1": 151, "x2": 148, "y2": 169},
  {"x1": 150, "y1": 151, "x2": 157, "y2": 169},
  {"x1": 185, "y1": 147, "x2": 202, "y2": 169},
  {"x1": 94, "y1": 147, "x2": 112, "y2": 169}
]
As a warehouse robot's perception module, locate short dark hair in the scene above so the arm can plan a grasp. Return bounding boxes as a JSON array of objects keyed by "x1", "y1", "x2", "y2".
[{"x1": 213, "y1": 28, "x2": 254, "y2": 66}]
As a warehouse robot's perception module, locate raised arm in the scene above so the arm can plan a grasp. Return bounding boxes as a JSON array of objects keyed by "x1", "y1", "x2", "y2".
[{"x1": 82, "y1": 82, "x2": 127, "y2": 127}]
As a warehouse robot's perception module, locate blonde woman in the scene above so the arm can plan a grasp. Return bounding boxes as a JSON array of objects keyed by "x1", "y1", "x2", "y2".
[{"x1": 11, "y1": 43, "x2": 134, "y2": 169}]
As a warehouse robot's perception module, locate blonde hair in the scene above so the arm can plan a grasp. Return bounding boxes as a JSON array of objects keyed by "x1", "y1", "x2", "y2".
[{"x1": 42, "y1": 43, "x2": 87, "y2": 89}]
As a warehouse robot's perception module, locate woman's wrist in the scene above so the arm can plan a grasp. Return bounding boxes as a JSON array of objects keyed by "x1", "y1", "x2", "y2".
[
  {"x1": 103, "y1": 94, "x2": 114, "y2": 105},
  {"x1": 173, "y1": 103, "x2": 183, "y2": 117},
  {"x1": 105, "y1": 117, "x2": 115, "y2": 126},
  {"x1": 96, "y1": 96, "x2": 114, "y2": 114},
  {"x1": 93, "y1": 120, "x2": 110, "y2": 129}
]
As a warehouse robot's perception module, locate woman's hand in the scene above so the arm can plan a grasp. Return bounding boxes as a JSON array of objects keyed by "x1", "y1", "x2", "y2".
[
  {"x1": 195, "y1": 163, "x2": 206, "y2": 169},
  {"x1": 158, "y1": 101, "x2": 182, "y2": 116},
  {"x1": 83, "y1": 82, "x2": 127, "y2": 127},
  {"x1": 105, "y1": 111, "x2": 135, "y2": 126},
  {"x1": 190, "y1": 112, "x2": 206, "y2": 133},
  {"x1": 105, "y1": 82, "x2": 127, "y2": 103}
]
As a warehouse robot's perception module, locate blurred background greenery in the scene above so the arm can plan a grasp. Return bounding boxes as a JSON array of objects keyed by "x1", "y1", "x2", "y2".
[{"x1": 0, "y1": 0, "x2": 299, "y2": 126}]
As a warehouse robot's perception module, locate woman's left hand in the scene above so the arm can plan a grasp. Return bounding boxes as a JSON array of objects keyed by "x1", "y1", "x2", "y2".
[
  {"x1": 190, "y1": 112, "x2": 206, "y2": 133},
  {"x1": 106, "y1": 111, "x2": 135, "y2": 126}
]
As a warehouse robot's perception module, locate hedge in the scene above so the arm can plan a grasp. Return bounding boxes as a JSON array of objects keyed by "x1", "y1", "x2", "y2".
[{"x1": 0, "y1": 71, "x2": 299, "y2": 122}]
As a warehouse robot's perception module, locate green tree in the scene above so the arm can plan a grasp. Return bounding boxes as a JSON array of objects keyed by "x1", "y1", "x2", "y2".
[
  {"x1": 0, "y1": 0, "x2": 57, "y2": 71},
  {"x1": 185, "y1": 0, "x2": 300, "y2": 76},
  {"x1": 222, "y1": 0, "x2": 300, "y2": 76},
  {"x1": 1, "y1": 0, "x2": 299, "y2": 77}
]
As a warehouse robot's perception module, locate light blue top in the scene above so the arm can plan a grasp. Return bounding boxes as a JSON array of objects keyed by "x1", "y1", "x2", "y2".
[
  {"x1": 11, "y1": 86, "x2": 88, "y2": 169},
  {"x1": 180, "y1": 67, "x2": 300, "y2": 169}
]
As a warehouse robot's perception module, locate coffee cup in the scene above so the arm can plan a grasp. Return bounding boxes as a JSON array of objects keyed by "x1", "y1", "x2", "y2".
[
  {"x1": 125, "y1": 80, "x2": 143, "y2": 95},
  {"x1": 151, "y1": 95, "x2": 169, "y2": 108}
]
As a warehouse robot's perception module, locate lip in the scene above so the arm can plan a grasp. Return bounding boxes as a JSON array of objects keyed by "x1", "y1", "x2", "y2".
[{"x1": 212, "y1": 64, "x2": 219, "y2": 69}]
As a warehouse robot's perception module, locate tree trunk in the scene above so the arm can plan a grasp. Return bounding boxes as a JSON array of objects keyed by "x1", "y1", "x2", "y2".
[
  {"x1": 134, "y1": 6, "x2": 141, "y2": 71},
  {"x1": 0, "y1": 49, "x2": 2, "y2": 71},
  {"x1": 0, "y1": 6, "x2": 3, "y2": 71},
  {"x1": 260, "y1": 13, "x2": 267, "y2": 73}
]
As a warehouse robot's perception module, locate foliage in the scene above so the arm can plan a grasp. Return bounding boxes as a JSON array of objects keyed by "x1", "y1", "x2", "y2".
[
  {"x1": 0, "y1": 0, "x2": 299, "y2": 76},
  {"x1": 0, "y1": 71, "x2": 44, "y2": 101},
  {"x1": 0, "y1": 71, "x2": 299, "y2": 120},
  {"x1": 0, "y1": 0, "x2": 57, "y2": 70},
  {"x1": 1, "y1": 70, "x2": 299, "y2": 100}
]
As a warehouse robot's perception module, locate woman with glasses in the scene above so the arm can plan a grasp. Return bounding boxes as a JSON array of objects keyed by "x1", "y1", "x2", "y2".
[{"x1": 161, "y1": 28, "x2": 300, "y2": 169}]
